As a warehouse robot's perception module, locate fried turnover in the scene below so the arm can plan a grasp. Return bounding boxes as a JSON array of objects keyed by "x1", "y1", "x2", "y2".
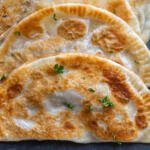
[
  {"x1": 129, "y1": 0, "x2": 150, "y2": 43},
  {"x1": 0, "y1": 4, "x2": 150, "y2": 87},
  {"x1": 0, "y1": 53, "x2": 149, "y2": 142},
  {"x1": 0, "y1": 0, "x2": 140, "y2": 36}
]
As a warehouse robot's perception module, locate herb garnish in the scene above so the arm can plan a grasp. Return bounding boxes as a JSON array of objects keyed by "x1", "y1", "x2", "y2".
[
  {"x1": 126, "y1": 49, "x2": 129, "y2": 53},
  {"x1": 52, "y1": 13, "x2": 57, "y2": 21},
  {"x1": 0, "y1": 74, "x2": 6, "y2": 81},
  {"x1": 113, "y1": 135, "x2": 122, "y2": 145},
  {"x1": 100, "y1": 96, "x2": 114, "y2": 107},
  {"x1": 63, "y1": 102, "x2": 74, "y2": 110},
  {"x1": 14, "y1": 31, "x2": 21, "y2": 36},
  {"x1": 54, "y1": 64, "x2": 64, "y2": 74},
  {"x1": 88, "y1": 104, "x2": 93, "y2": 111},
  {"x1": 88, "y1": 88, "x2": 95, "y2": 93},
  {"x1": 134, "y1": 60, "x2": 140, "y2": 64}
]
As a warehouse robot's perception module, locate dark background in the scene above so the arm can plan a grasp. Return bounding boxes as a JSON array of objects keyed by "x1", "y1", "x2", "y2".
[
  {"x1": 0, "y1": 140, "x2": 150, "y2": 150},
  {"x1": 0, "y1": 42, "x2": 149, "y2": 150}
]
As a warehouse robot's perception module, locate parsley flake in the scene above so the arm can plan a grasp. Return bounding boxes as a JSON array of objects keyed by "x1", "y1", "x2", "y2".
[
  {"x1": 52, "y1": 13, "x2": 57, "y2": 21},
  {"x1": 100, "y1": 96, "x2": 114, "y2": 107},
  {"x1": 126, "y1": 49, "x2": 129, "y2": 53},
  {"x1": 88, "y1": 88, "x2": 95, "y2": 92},
  {"x1": 54, "y1": 64, "x2": 64, "y2": 74},
  {"x1": 135, "y1": 60, "x2": 140, "y2": 64},
  {"x1": 88, "y1": 105, "x2": 93, "y2": 111},
  {"x1": 63, "y1": 102, "x2": 74, "y2": 110},
  {"x1": 113, "y1": 136, "x2": 122, "y2": 145},
  {"x1": 14, "y1": 31, "x2": 21, "y2": 36},
  {"x1": 0, "y1": 74, "x2": 6, "y2": 81}
]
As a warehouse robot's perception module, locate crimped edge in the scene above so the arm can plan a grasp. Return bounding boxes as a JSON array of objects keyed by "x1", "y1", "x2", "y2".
[
  {"x1": 0, "y1": 4, "x2": 150, "y2": 86},
  {"x1": 4, "y1": 53, "x2": 150, "y2": 143}
]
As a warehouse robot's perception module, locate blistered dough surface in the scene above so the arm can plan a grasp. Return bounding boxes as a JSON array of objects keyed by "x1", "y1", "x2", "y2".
[{"x1": 0, "y1": 54, "x2": 149, "y2": 142}]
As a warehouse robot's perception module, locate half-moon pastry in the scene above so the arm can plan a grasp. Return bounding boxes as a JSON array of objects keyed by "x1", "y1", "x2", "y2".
[
  {"x1": 0, "y1": 4, "x2": 150, "y2": 87},
  {"x1": 0, "y1": 53, "x2": 149, "y2": 142},
  {"x1": 129, "y1": 0, "x2": 150, "y2": 43},
  {"x1": 0, "y1": 0, "x2": 140, "y2": 36}
]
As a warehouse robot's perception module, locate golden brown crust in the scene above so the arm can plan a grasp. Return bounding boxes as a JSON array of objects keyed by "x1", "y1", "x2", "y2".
[
  {"x1": 0, "y1": 0, "x2": 33, "y2": 36},
  {"x1": 63, "y1": 121, "x2": 75, "y2": 130},
  {"x1": 103, "y1": 68, "x2": 132, "y2": 103},
  {"x1": 21, "y1": 25, "x2": 43, "y2": 39},
  {"x1": 91, "y1": 26, "x2": 127, "y2": 53},
  {"x1": 135, "y1": 115, "x2": 148, "y2": 129},
  {"x1": 57, "y1": 19, "x2": 87, "y2": 40},
  {"x1": 7, "y1": 83, "x2": 22, "y2": 99},
  {"x1": 81, "y1": 106, "x2": 138, "y2": 140},
  {"x1": 0, "y1": 53, "x2": 149, "y2": 142},
  {"x1": 107, "y1": 0, "x2": 131, "y2": 23},
  {"x1": 141, "y1": 93, "x2": 150, "y2": 121}
]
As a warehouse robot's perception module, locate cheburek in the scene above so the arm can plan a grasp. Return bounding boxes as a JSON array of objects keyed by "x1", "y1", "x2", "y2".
[
  {"x1": 0, "y1": 4, "x2": 150, "y2": 87},
  {"x1": 0, "y1": 0, "x2": 140, "y2": 36},
  {"x1": 0, "y1": 53, "x2": 149, "y2": 142},
  {"x1": 129, "y1": 0, "x2": 150, "y2": 43}
]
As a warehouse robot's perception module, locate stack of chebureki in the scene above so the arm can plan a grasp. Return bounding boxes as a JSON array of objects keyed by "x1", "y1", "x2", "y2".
[{"x1": 0, "y1": 1, "x2": 150, "y2": 143}]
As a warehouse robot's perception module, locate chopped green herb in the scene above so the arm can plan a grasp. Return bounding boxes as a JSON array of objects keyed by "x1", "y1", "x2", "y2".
[
  {"x1": 0, "y1": 38, "x2": 4, "y2": 44},
  {"x1": 52, "y1": 13, "x2": 57, "y2": 21},
  {"x1": 88, "y1": 105, "x2": 93, "y2": 111},
  {"x1": 54, "y1": 64, "x2": 64, "y2": 74},
  {"x1": 100, "y1": 96, "x2": 114, "y2": 107},
  {"x1": 113, "y1": 136, "x2": 122, "y2": 145},
  {"x1": 135, "y1": 60, "x2": 140, "y2": 64},
  {"x1": 63, "y1": 102, "x2": 74, "y2": 110},
  {"x1": 126, "y1": 49, "x2": 129, "y2": 53},
  {"x1": 14, "y1": 31, "x2": 21, "y2": 36},
  {"x1": 0, "y1": 74, "x2": 6, "y2": 81},
  {"x1": 88, "y1": 88, "x2": 95, "y2": 92}
]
